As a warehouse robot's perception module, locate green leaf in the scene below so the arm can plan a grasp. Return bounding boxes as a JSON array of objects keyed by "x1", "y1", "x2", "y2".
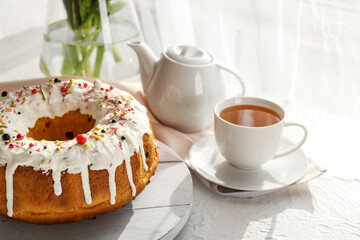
[
  {"x1": 107, "y1": 1, "x2": 125, "y2": 15},
  {"x1": 93, "y1": 46, "x2": 105, "y2": 77}
]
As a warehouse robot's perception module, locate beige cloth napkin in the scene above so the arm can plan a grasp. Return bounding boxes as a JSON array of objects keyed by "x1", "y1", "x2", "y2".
[{"x1": 118, "y1": 82, "x2": 327, "y2": 197}]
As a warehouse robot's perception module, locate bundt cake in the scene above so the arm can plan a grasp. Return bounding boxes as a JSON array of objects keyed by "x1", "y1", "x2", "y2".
[{"x1": 0, "y1": 78, "x2": 158, "y2": 224}]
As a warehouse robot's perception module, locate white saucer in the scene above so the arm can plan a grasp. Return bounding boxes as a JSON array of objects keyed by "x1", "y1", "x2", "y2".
[{"x1": 189, "y1": 134, "x2": 308, "y2": 191}]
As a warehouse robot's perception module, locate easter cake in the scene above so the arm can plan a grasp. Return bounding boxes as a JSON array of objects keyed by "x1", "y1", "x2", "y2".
[{"x1": 0, "y1": 78, "x2": 158, "y2": 224}]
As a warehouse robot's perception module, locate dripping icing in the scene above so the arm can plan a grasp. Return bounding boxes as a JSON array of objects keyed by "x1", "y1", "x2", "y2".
[
  {"x1": 80, "y1": 164, "x2": 92, "y2": 204},
  {"x1": 128, "y1": 129, "x2": 148, "y2": 171},
  {"x1": 52, "y1": 170, "x2": 62, "y2": 196},
  {"x1": 108, "y1": 167, "x2": 116, "y2": 204},
  {"x1": 5, "y1": 163, "x2": 15, "y2": 217}
]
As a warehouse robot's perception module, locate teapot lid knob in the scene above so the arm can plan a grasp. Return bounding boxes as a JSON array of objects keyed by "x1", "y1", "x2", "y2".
[{"x1": 165, "y1": 45, "x2": 212, "y2": 65}]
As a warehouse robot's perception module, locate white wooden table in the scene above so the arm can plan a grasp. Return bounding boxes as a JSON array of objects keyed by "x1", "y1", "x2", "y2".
[
  {"x1": 0, "y1": 162, "x2": 192, "y2": 240},
  {"x1": 1, "y1": 27, "x2": 360, "y2": 240}
]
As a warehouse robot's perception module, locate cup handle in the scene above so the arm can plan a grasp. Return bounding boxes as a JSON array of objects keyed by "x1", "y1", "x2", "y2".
[
  {"x1": 215, "y1": 61, "x2": 246, "y2": 96},
  {"x1": 273, "y1": 122, "x2": 308, "y2": 159}
]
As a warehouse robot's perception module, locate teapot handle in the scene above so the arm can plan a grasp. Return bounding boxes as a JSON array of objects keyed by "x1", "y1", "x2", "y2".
[{"x1": 215, "y1": 61, "x2": 246, "y2": 96}]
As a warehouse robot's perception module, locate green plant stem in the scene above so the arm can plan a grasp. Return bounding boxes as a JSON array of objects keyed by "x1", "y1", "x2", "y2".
[
  {"x1": 61, "y1": 45, "x2": 81, "y2": 75},
  {"x1": 79, "y1": 46, "x2": 93, "y2": 76},
  {"x1": 112, "y1": 44, "x2": 122, "y2": 62},
  {"x1": 93, "y1": 46, "x2": 105, "y2": 77},
  {"x1": 40, "y1": 57, "x2": 50, "y2": 76}
]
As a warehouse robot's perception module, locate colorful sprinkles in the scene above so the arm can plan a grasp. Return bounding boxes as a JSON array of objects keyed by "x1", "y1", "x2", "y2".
[
  {"x1": 76, "y1": 134, "x2": 87, "y2": 144},
  {"x1": 66, "y1": 79, "x2": 75, "y2": 93},
  {"x1": 40, "y1": 86, "x2": 47, "y2": 101},
  {"x1": 0, "y1": 78, "x2": 143, "y2": 156},
  {"x1": 0, "y1": 78, "x2": 152, "y2": 217},
  {"x1": 61, "y1": 86, "x2": 67, "y2": 93}
]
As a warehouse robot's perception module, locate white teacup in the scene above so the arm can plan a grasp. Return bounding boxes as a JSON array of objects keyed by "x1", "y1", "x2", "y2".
[{"x1": 214, "y1": 97, "x2": 307, "y2": 170}]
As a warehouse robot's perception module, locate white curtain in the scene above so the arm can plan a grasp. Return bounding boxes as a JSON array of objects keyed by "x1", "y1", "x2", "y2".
[
  {"x1": 2, "y1": 0, "x2": 359, "y2": 120},
  {"x1": 139, "y1": 0, "x2": 360, "y2": 120},
  {"x1": 0, "y1": 0, "x2": 46, "y2": 39}
]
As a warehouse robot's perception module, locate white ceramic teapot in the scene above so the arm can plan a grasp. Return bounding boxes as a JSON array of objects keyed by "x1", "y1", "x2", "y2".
[{"x1": 128, "y1": 41, "x2": 245, "y2": 133}]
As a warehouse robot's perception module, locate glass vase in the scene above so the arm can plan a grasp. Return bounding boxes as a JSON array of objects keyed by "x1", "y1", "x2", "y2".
[{"x1": 40, "y1": 0, "x2": 142, "y2": 81}]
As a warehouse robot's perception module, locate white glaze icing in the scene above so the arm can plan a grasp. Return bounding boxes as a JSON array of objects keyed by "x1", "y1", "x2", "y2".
[{"x1": 0, "y1": 79, "x2": 153, "y2": 217}]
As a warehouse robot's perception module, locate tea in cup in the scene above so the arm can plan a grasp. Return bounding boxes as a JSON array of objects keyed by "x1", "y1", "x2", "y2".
[{"x1": 214, "y1": 97, "x2": 307, "y2": 169}]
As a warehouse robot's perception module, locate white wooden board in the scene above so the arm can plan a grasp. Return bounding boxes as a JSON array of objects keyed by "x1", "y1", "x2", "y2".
[{"x1": 0, "y1": 162, "x2": 193, "y2": 240}]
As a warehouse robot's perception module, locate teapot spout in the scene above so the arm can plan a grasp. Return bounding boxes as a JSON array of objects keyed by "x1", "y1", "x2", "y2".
[{"x1": 127, "y1": 41, "x2": 157, "y2": 92}]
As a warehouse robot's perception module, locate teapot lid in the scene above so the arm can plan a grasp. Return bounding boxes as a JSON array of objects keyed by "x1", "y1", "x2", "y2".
[{"x1": 165, "y1": 45, "x2": 212, "y2": 65}]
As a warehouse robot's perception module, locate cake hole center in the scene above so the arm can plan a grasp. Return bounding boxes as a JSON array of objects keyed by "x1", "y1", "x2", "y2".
[{"x1": 27, "y1": 109, "x2": 96, "y2": 141}]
